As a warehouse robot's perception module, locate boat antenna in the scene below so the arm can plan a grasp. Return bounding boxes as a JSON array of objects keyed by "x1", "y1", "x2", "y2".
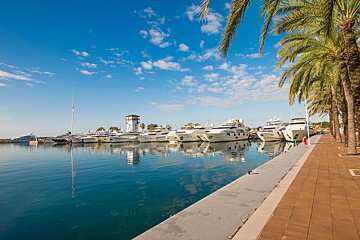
[
  {"x1": 71, "y1": 91, "x2": 75, "y2": 135},
  {"x1": 304, "y1": 98, "x2": 311, "y2": 145}
]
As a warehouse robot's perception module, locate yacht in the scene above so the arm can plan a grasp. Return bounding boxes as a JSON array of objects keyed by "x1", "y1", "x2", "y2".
[
  {"x1": 52, "y1": 132, "x2": 71, "y2": 144},
  {"x1": 256, "y1": 118, "x2": 286, "y2": 142},
  {"x1": 138, "y1": 126, "x2": 171, "y2": 143},
  {"x1": 282, "y1": 117, "x2": 313, "y2": 142},
  {"x1": 202, "y1": 119, "x2": 249, "y2": 142},
  {"x1": 172, "y1": 124, "x2": 211, "y2": 142},
  {"x1": 9, "y1": 133, "x2": 37, "y2": 144},
  {"x1": 81, "y1": 134, "x2": 97, "y2": 144}
]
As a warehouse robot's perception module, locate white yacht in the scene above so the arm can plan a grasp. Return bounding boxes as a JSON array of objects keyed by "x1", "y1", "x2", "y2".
[
  {"x1": 282, "y1": 117, "x2": 313, "y2": 142},
  {"x1": 138, "y1": 127, "x2": 171, "y2": 143},
  {"x1": 10, "y1": 133, "x2": 37, "y2": 144},
  {"x1": 256, "y1": 118, "x2": 286, "y2": 142},
  {"x1": 202, "y1": 119, "x2": 249, "y2": 142},
  {"x1": 172, "y1": 124, "x2": 211, "y2": 142}
]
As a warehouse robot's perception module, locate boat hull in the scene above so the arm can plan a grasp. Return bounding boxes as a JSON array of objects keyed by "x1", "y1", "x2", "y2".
[
  {"x1": 256, "y1": 131, "x2": 284, "y2": 142},
  {"x1": 203, "y1": 132, "x2": 249, "y2": 143},
  {"x1": 138, "y1": 135, "x2": 168, "y2": 143},
  {"x1": 282, "y1": 129, "x2": 308, "y2": 142}
]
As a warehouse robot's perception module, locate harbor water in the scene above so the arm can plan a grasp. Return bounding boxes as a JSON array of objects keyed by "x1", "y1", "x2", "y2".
[{"x1": 0, "y1": 141, "x2": 295, "y2": 240}]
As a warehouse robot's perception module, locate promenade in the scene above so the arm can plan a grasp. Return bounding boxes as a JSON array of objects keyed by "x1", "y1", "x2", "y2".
[{"x1": 255, "y1": 135, "x2": 360, "y2": 240}]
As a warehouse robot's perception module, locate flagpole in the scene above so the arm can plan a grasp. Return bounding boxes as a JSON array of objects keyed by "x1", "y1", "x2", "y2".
[
  {"x1": 71, "y1": 91, "x2": 75, "y2": 135},
  {"x1": 305, "y1": 98, "x2": 311, "y2": 145}
]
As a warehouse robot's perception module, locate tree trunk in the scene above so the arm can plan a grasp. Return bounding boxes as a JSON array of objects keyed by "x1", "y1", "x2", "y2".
[
  {"x1": 357, "y1": 110, "x2": 360, "y2": 146},
  {"x1": 329, "y1": 106, "x2": 334, "y2": 137},
  {"x1": 331, "y1": 85, "x2": 342, "y2": 143},
  {"x1": 339, "y1": 86, "x2": 348, "y2": 146},
  {"x1": 339, "y1": 59, "x2": 357, "y2": 154},
  {"x1": 343, "y1": 28, "x2": 360, "y2": 114}
]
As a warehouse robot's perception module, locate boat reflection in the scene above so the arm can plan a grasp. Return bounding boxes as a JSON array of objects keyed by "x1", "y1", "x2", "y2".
[
  {"x1": 257, "y1": 141, "x2": 296, "y2": 159},
  {"x1": 43, "y1": 140, "x2": 292, "y2": 164}
]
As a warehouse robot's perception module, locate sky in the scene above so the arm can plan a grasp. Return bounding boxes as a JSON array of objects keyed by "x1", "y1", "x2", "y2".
[{"x1": 0, "y1": 0, "x2": 325, "y2": 138}]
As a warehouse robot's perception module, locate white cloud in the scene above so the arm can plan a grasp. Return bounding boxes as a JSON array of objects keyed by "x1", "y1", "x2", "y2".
[
  {"x1": 149, "y1": 28, "x2": 171, "y2": 48},
  {"x1": 200, "y1": 40, "x2": 205, "y2": 49},
  {"x1": 139, "y1": 30, "x2": 148, "y2": 38},
  {"x1": 203, "y1": 73, "x2": 219, "y2": 82},
  {"x1": 79, "y1": 70, "x2": 97, "y2": 75},
  {"x1": 134, "y1": 67, "x2": 143, "y2": 75},
  {"x1": 186, "y1": 5, "x2": 224, "y2": 35},
  {"x1": 141, "y1": 61, "x2": 153, "y2": 70},
  {"x1": 72, "y1": 49, "x2": 90, "y2": 57},
  {"x1": 153, "y1": 57, "x2": 189, "y2": 71},
  {"x1": 225, "y1": 2, "x2": 231, "y2": 9},
  {"x1": 135, "y1": 86, "x2": 144, "y2": 92},
  {"x1": 0, "y1": 70, "x2": 32, "y2": 81},
  {"x1": 236, "y1": 52, "x2": 264, "y2": 59},
  {"x1": 201, "y1": 11, "x2": 224, "y2": 35},
  {"x1": 151, "y1": 103, "x2": 184, "y2": 112},
  {"x1": 208, "y1": 87, "x2": 224, "y2": 93},
  {"x1": 186, "y1": 4, "x2": 200, "y2": 21},
  {"x1": 185, "y1": 48, "x2": 220, "y2": 62},
  {"x1": 179, "y1": 43, "x2": 190, "y2": 52},
  {"x1": 140, "y1": 7, "x2": 157, "y2": 18},
  {"x1": 28, "y1": 69, "x2": 54, "y2": 77},
  {"x1": 180, "y1": 61, "x2": 288, "y2": 107},
  {"x1": 181, "y1": 75, "x2": 197, "y2": 87},
  {"x1": 0, "y1": 83, "x2": 7, "y2": 88},
  {"x1": 80, "y1": 62, "x2": 97, "y2": 68},
  {"x1": 202, "y1": 65, "x2": 213, "y2": 71},
  {"x1": 105, "y1": 74, "x2": 112, "y2": 79}
]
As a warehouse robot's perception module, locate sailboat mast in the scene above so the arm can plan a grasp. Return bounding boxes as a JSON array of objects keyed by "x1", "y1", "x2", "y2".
[{"x1": 71, "y1": 91, "x2": 75, "y2": 135}]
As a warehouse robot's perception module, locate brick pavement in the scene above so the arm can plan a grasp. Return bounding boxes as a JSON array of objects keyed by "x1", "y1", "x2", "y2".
[{"x1": 257, "y1": 135, "x2": 360, "y2": 240}]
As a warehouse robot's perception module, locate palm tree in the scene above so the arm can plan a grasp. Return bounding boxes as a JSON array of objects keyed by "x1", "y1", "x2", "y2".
[
  {"x1": 274, "y1": 0, "x2": 358, "y2": 153},
  {"x1": 108, "y1": 126, "x2": 119, "y2": 133},
  {"x1": 200, "y1": 0, "x2": 281, "y2": 57},
  {"x1": 96, "y1": 127, "x2": 106, "y2": 133}
]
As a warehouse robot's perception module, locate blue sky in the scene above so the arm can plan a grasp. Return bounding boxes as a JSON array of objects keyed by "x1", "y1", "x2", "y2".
[{"x1": 0, "y1": 0, "x2": 323, "y2": 138}]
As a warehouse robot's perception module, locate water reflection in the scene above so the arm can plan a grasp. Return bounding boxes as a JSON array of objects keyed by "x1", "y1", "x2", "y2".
[
  {"x1": 257, "y1": 141, "x2": 296, "y2": 159},
  {"x1": 0, "y1": 140, "x2": 292, "y2": 240}
]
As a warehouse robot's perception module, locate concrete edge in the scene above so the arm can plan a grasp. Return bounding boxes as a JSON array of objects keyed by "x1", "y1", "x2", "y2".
[{"x1": 231, "y1": 136, "x2": 321, "y2": 240}]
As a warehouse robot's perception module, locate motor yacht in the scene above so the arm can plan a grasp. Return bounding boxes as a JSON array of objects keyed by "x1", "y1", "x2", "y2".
[
  {"x1": 138, "y1": 126, "x2": 171, "y2": 143},
  {"x1": 256, "y1": 118, "x2": 286, "y2": 142},
  {"x1": 202, "y1": 119, "x2": 249, "y2": 142},
  {"x1": 173, "y1": 124, "x2": 211, "y2": 142},
  {"x1": 282, "y1": 117, "x2": 314, "y2": 142}
]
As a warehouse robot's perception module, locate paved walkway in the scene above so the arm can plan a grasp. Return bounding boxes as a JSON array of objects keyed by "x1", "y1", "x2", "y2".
[{"x1": 257, "y1": 135, "x2": 360, "y2": 240}]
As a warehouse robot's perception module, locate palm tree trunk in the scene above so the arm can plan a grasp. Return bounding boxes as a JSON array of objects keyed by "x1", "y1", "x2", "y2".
[
  {"x1": 339, "y1": 59, "x2": 357, "y2": 154},
  {"x1": 339, "y1": 86, "x2": 348, "y2": 146},
  {"x1": 329, "y1": 105, "x2": 334, "y2": 137},
  {"x1": 331, "y1": 86, "x2": 342, "y2": 143},
  {"x1": 343, "y1": 29, "x2": 360, "y2": 115}
]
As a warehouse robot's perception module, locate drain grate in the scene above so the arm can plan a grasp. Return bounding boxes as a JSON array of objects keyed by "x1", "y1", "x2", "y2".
[{"x1": 349, "y1": 169, "x2": 360, "y2": 176}]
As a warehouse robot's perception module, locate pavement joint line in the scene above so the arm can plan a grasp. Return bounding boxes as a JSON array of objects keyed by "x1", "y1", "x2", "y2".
[{"x1": 231, "y1": 137, "x2": 320, "y2": 240}]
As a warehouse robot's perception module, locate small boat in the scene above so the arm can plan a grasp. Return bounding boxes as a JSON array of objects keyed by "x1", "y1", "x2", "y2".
[{"x1": 256, "y1": 118, "x2": 287, "y2": 142}]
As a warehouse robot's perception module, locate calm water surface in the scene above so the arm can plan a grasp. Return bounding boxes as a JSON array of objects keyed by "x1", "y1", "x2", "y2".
[{"x1": 0, "y1": 141, "x2": 294, "y2": 240}]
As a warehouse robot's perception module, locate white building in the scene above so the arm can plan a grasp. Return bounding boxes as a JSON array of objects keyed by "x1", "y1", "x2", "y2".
[{"x1": 125, "y1": 114, "x2": 140, "y2": 132}]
